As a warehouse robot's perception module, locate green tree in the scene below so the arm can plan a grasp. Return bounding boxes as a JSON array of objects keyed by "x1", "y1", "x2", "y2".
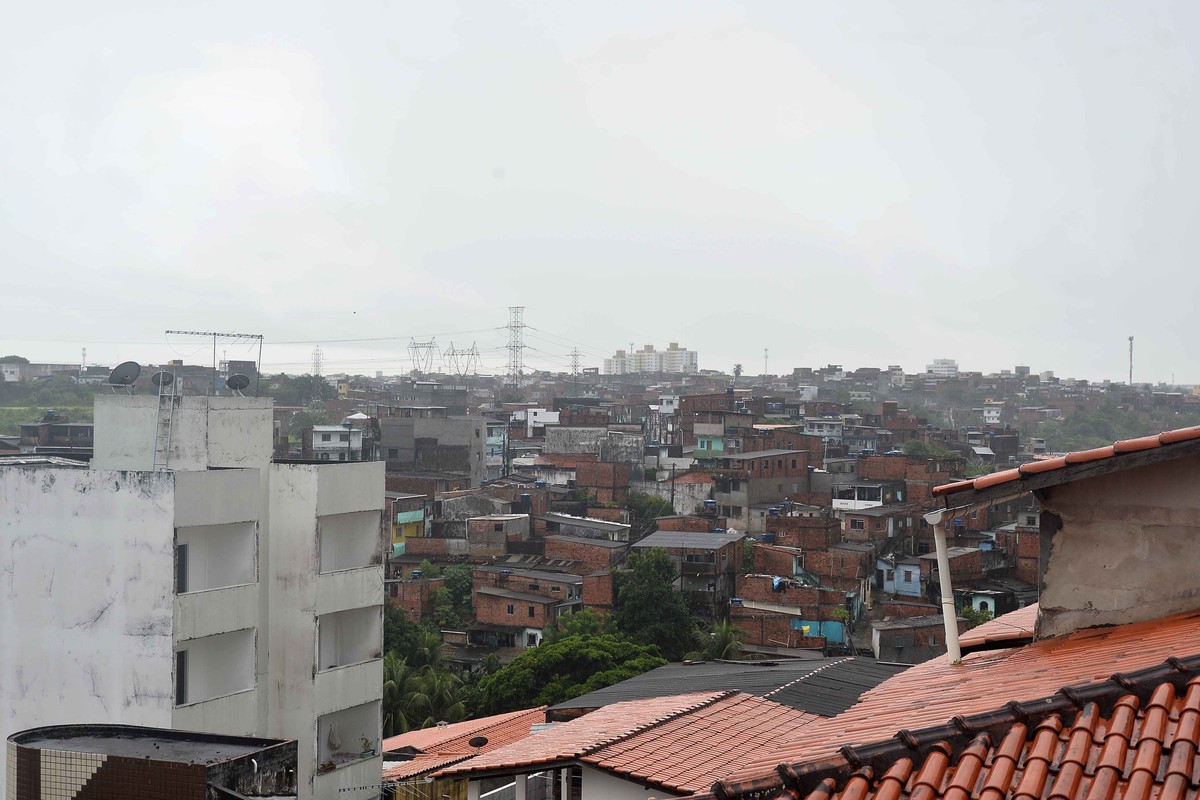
[
  {"x1": 614, "y1": 548, "x2": 694, "y2": 660},
  {"x1": 384, "y1": 603, "x2": 421, "y2": 658},
  {"x1": 0, "y1": 355, "x2": 29, "y2": 363},
  {"x1": 960, "y1": 605, "x2": 993, "y2": 630},
  {"x1": 287, "y1": 404, "x2": 331, "y2": 441},
  {"x1": 544, "y1": 609, "x2": 611, "y2": 644},
  {"x1": 627, "y1": 491, "x2": 675, "y2": 538},
  {"x1": 408, "y1": 669, "x2": 468, "y2": 728},
  {"x1": 733, "y1": 364, "x2": 743, "y2": 378},
  {"x1": 382, "y1": 653, "x2": 421, "y2": 737},
  {"x1": 686, "y1": 620, "x2": 746, "y2": 661},
  {"x1": 473, "y1": 633, "x2": 666, "y2": 714}
]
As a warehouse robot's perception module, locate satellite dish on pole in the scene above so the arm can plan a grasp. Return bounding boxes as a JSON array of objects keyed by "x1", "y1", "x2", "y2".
[
  {"x1": 151, "y1": 371, "x2": 175, "y2": 388},
  {"x1": 106, "y1": 361, "x2": 141, "y2": 393},
  {"x1": 226, "y1": 373, "x2": 250, "y2": 396}
]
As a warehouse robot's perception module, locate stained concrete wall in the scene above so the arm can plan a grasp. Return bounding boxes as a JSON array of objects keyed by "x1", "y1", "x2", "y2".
[
  {"x1": 93, "y1": 395, "x2": 273, "y2": 471},
  {"x1": 267, "y1": 461, "x2": 384, "y2": 799},
  {"x1": 1038, "y1": 453, "x2": 1200, "y2": 638},
  {"x1": 0, "y1": 467, "x2": 178, "y2": 799}
]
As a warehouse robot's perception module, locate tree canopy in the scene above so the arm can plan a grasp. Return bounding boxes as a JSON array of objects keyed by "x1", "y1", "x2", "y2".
[
  {"x1": 613, "y1": 548, "x2": 694, "y2": 660},
  {"x1": 473, "y1": 633, "x2": 666, "y2": 714}
]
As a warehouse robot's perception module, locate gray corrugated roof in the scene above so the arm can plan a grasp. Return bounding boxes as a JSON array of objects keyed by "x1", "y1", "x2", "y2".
[
  {"x1": 547, "y1": 657, "x2": 906, "y2": 717},
  {"x1": 632, "y1": 530, "x2": 745, "y2": 550}
]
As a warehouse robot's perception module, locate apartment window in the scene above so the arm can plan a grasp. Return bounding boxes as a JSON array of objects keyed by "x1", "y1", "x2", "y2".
[
  {"x1": 791, "y1": 459, "x2": 797, "y2": 468},
  {"x1": 886, "y1": 569, "x2": 895, "y2": 581},
  {"x1": 175, "y1": 651, "x2": 187, "y2": 705},
  {"x1": 387, "y1": 448, "x2": 399, "y2": 458},
  {"x1": 506, "y1": 604, "x2": 514, "y2": 615},
  {"x1": 494, "y1": 524, "x2": 504, "y2": 532},
  {"x1": 551, "y1": 585, "x2": 561, "y2": 592},
  {"x1": 338, "y1": 453, "x2": 346, "y2": 461},
  {"x1": 340, "y1": 433, "x2": 349, "y2": 442},
  {"x1": 903, "y1": 570, "x2": 914, "y2": 582},
  {"x1": 321, "y1": 433, "x2": 331, "y2": 442},
  {"x1": 175, "y1": 544, "x2": 188, "y2": 593},
  {"x1": 850, "y1": 519, "x2": 865, "y2": 531},
  {"x1": 528, "y1": 605, "x2": 536, "y2": 618},
  {"x1": 475, "y1": 429, "x2": 480, "y2": 438}
]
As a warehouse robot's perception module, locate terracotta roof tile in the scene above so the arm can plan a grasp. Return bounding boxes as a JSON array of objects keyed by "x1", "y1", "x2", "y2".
[
  {"x1": 710, "y1": 668, "x2": 1200, "y2": 800},
  {"x1": 958, "y1": 604, "x2": 1038, "y2": 650},
  {"x1": 718, "y1": 610, "x2": 1200, "y2": 788},
  {"x1": 381, "y1": 707, "x2": 546, "y2": 782},
  {"x1": 933, "y1": 424, "x2": 1200, "y2": 499},
  {"x1": 441, "y1": 692, "x2": 818, "y2": 793}
]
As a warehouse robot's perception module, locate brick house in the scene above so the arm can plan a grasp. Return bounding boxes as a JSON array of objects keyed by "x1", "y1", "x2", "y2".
[
  {"x1": 469, "y1": 566, "x2": 583, "y2": 648},
  {"x1": 631, "y1": 530, "x2": 745, "y2": 618}
]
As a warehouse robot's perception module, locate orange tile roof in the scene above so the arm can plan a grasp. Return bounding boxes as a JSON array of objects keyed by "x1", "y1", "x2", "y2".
[
  {"x1": 440, "y1": 693, "x2": 726, "y2": 776},
  {"x1": 441, "y1": 692, "x2": 821, "y2": 793},
  {"x1": 381, "y1": 707, "x2": 545, "y2": 781},
  {"x1": 958, "y1": 604, "x2": 1038, "y2": 651},
  {"x1": 932, "y1": 425, "x2": 1200, "y2": 500},
  {"x1": 716, "y1": 609, "x2": 1200, "y2": 792},
  {"x1": 707, "y1": 659, "x2": 1200, "y2": 800}
]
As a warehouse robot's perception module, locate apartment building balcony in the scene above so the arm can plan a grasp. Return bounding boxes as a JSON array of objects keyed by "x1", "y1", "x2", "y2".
[
  {"x1": 174, "y1": 582, "x2": 258, "y2": 640},
  {"x1": 174, "y1": 627, "x2": 256, "y2": 710},
  {"x1": 317, "y1": 606, "x2": 382, "y2": 673},
  {"x1": 318, "y1": 510, "x2": 384, "y2": 573},
  {"x1": 315, "y1": 700, "x2": 381, "y2": 775}
]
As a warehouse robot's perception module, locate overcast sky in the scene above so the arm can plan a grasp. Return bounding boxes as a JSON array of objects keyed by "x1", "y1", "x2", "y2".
[{"x1": 3, "y1": 1, "x2": 1197, "y2": 383}]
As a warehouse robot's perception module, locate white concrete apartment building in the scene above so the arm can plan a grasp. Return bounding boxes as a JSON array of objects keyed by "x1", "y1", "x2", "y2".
[
  {"x1": 604, "y1": 342, "x2": 699, "y2": 374},
  {"x1": 0, "y1": 393, "x2": 385, "y2": 800}
]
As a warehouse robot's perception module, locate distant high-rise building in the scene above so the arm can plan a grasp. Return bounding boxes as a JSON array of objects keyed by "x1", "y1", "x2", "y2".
[
  {"x1": 604, "y1": 342, "x2": 698, "y2": 375},
  {"x1": 926, "y1": 358, "x2": 959, "y2": 378}
]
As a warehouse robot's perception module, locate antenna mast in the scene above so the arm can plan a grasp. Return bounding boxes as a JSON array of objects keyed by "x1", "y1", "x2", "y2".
[
  {"x1": 165, "y1": 330, "x2": 264, "y2": 396},
  {"x1": 1128, "y1": 336, "x2": 1134, "y2": 386}
]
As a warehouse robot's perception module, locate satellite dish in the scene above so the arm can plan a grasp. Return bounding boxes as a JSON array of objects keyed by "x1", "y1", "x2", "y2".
[
  {"x1": 226, "y1": 373, "x2": 250, "y2": 396},
  {"x1": 151, "y1": 371, "x2": 174, "y2": 387},
  {"x1": 106, "y1": 361, "x2": 141, "y2": 393},
  {"x1": 468, "y1": 736, "x2": 489, "y2": 749}
]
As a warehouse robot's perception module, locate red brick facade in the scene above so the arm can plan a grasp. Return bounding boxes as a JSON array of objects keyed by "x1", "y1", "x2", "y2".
[
  {"x1": 544, "y1": 536, "x2": 628, "y2": 576},
  {"x1": 764, "y1": 516, "x2": 840, "y2": 550}
]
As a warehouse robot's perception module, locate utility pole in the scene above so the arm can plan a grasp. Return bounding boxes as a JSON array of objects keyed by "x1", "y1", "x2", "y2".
[
  {"x1": 1128, "y1": 336, "x2": 1134, "y2": 386},
  {"x1": 764, "y1": 348, "x2": 768, "y2": 377},
  {"x1": 669, "y1": 463, "x2": 676, "y2": 511}
]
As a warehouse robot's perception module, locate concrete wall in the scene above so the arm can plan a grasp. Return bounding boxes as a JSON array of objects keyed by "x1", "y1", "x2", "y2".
[
  {"x1": 629, "y1": 479, "x2": 712, "y2": 515},
  {"x1": 0, "y1": 467, "x2": 178, "y2": 799},
  {"x1": 93, "y1": 395, "x2": 272, "y2": 471},
  {"x1": 1038, "y1": 453, "x2": 1200, "y2": 638},
  {"x1": 579, "y1": 764, "x2": 686, "y2": 800},
  {"x1": 267, "y1": 461, "x2": 384, "y2": 799}
]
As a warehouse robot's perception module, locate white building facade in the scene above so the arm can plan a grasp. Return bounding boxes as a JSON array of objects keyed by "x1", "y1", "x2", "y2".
[
  {"x1": 604, "y1": 343, "x2": 698, "y2": 374},
  {"x1": 0, "y1": 394, "x2": 385, "y2": 800}
]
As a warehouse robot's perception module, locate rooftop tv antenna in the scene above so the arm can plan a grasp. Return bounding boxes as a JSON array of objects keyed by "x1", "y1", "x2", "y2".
[
  {"x1": 105, "y1": 361, "x2": 141, "y2": 394},
  {"x1": 165, "y1": 330, "x2": 264, "y2": 396}
]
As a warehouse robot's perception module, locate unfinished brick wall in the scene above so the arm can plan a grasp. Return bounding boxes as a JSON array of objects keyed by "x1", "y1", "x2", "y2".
[
  {"x1": 544, "y1": 537, "x2": 627, "y2": 576},
  {"x1": 765, "y1": 516, "x2": 840, "y2": 550},
  {"x1": 753, "y1": 544, "x2": 798, "y2": 576},
  {"x1": 736, "y1": 574, "x2": 844, "y2": 611},
  {"x1": 385, "y1": 474, "x2": 469, "y2": 498},
  {"x1": 919, "y1": 548, "x2": 984, "y2": 581},
  {"x1": 583, "y1": 572, "x2": 616, "y2": 613},
  {"x1": 474, "y1": 592, "x2": 551, "y2": 629},
  {"x1": 388, "y1": 578, "x2": 443, "y2": 622},
  {"x1": 657, "y1": 516, "x2": 718, "y2": 532},
  {"x1": 729, "y1": 607, "x2": 826, "y2": 649}
]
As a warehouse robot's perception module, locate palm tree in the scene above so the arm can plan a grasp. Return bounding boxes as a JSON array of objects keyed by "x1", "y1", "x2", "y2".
[
  {"x1": 408, "y1": 669, "x2": 467, "y2": 729},
  {"x1": 382, "y1": 653, "x2": 421, "y2": 737},
  {"x1": 687, "y1": 620, "x2": 747, "y2": 661},
  {"x1": 410, "y1": 631, "x2": 446, "y2": 671},
  {"x1": 733, "y1": 364, "x2": 743, "y2": 378}
]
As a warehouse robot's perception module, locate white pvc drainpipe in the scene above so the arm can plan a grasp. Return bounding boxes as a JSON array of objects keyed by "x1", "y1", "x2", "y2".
[{"x1": 924, "y1": 508, "x2": 961, "y2": 664}]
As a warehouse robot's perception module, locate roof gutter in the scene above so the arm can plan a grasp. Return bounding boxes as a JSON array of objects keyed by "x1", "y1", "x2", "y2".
[{"x1": 923, "y1": 509, "x2": 961, "y2": 665}]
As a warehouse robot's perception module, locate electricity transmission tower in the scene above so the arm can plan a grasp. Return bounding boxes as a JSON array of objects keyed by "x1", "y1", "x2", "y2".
[
  {"x1": 444, "y1": 342, "x2": 481, "y2": 377},
  {"x1": 408, "y1": 338, "x2": 440, "y2": 377},
  {"x1": 506, "y1": 307, "x2": 525, "y2": 386},
  {"x1": 310, "y1": 346, "x2": 324, "y2": 404}
]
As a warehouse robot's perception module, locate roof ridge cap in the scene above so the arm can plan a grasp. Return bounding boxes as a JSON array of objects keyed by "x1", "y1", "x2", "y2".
[{"x1": 763, "y1": 657, "x2": 852, "y2": 698}]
